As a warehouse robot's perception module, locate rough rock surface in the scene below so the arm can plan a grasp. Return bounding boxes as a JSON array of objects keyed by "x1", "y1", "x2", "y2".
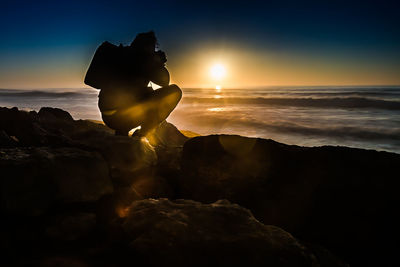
[
  {"x1": 0, "y1": 107, "x2": 188, "y2": 266},
  {"x1": 122, "y1": 198, "x2": 327, "y2": 267},
  {"x1": 0, "y1": 130, "x2": 17, "y2": 147},
  {"x1": 1, "y1": 106, "x2": 381, "y2": 266},
  {"x1": 148, "y1": 121, "x2": 187, "y2": 168},
  {"x1": 147, "y1": 120, "x2": 188, "y2": 147},
  {"x1": 179, "y1": 134, "x2": 400, "y2": 266},
  {"x1": 45, "y1": 212, "x2": 97, "y2": 241},
  {"x1": 0, "y1": 146, "x2": 113, "y2": 216},
  {"x1": 38, "y1": 107, "x2": 74, "y2": 121}
]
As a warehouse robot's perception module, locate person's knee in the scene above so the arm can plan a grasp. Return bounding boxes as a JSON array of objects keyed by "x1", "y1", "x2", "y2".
[{"x1": 168, "y1": 84, "x2": 182, "y2": 101}]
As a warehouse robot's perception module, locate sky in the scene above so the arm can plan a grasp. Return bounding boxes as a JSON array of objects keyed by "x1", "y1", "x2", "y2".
[{"x1": 1, "y1": 0, "x2": 399, "y2": 89}]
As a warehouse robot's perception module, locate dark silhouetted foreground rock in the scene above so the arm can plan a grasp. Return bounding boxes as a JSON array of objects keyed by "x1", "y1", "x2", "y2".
[
  {"x1": 45, "y1": 212, "x2": 96, "y2": 241},
  {"x1": 121, "y1": 198, "x2": 339, "y2": 267},
  {"x1": 179, "y1": 134, "x2": 400, "y2": 267},
  {"x1": 0, "y1": 130, "x2": 17, "y2": 147},
  {"x1": 147, "y1": 120, "x2": 188, "y2": 147},
  {"x1": 38, "y1": 107, "x2": 74, "y2": 121},
  {"x1": 3, "y1": 106, "x2": 390, "y2": 266},
  {"x1": 1, "y1": 147, "x2": 112, "y2": 216}
]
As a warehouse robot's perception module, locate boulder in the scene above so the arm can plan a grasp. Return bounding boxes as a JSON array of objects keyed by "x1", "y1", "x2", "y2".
[
  {"x1": 75, "y1": 134, "x2": 163, "y2": 216},
  {"x1": 0, "y1": 147, "x2": 113, "y2": 216},
  {"x1": 0, "y1": 107, "x2": 116, "y2": 147},
  {"x1": 0, "y1": 130, "x2": 18, "y2": 147},
  {"x1": 179, "y1": 135, "x2": 400, "y2": 266},
  {"x1": 38, "y1": 107, "x2": 74, "y2": 121},
  {"x1": 147, "y1": 121, "x2": 189, "y2": 192},
  {"x1": 0, "y1": 107, "x2": 170, "y2": 217},
  {"x1": 121, "y1": 198, "x2": 324, "y2": 267},
  {"x1": 147, "y1": 120, "x2": 188, "y2": 147},
  {"x1": 0, "y1": 107, "x2": 50, "y2": 146},
  {"x1": 80, "y1": 135, "x2": 157, "y2": 175},
  {"x1": 45, "y1": 212, "x2": 97, "y2": 241}
]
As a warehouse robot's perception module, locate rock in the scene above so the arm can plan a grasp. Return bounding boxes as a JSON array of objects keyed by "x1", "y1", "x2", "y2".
[
  {"x1": 0, "y1": 106, "x2": 355, "y2": 266},
  {"x1": 45, "y1": 212, "x2": 96, "y2": 241},
  {"x1": 38, "y1": 257, "x2": 89, "y2": 267},
  {"x1": 0, "y1": 107, "x2": 49, "y2": 145},
  {"x1": 78, "y1": 135, "x2": 159, "y2": 206},
  {"x1": 147, "y1": 120, "x2": 188, "y2": 147},
  {"x1": 147, "y1": 121, "x2": 189, "y2": 190},
  {"x1": 0, "y1": 106, "x2": 169, "y2": 217},
  {"x1": 69, "y1": 119, "x2": 114, "y2": 139},
  {"x1": 74, "y1": 134, "x2": 162, "y2": 216},
  {"x1": 0, "y1": 130, "x2": 18, "y2": 147},
  {"x1": 0, "y1": 147, "x2": 113, "y2": 216},
  {"x1": 38, "y1": 107, "x2": 74, "y2": 121},
  {"x1": 0, "y1": 107, "x2": 115, "y2": 147},
  {"x1": 121, "y1": 198, "x2": 322, "y2": 267},
  {"x1": 179, "y1": 135, "x2": 400, "y2": 266},
  {"x1": 81, "y1": 135, "x2": 157, "y2": 175}
]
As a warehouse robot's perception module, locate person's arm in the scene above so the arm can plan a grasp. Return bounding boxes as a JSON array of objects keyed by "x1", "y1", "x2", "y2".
[
  {"x1": 150, "y1": 66, "x2": 170, "y2": 87},
  {"x1": 148, "y1": 50, "x2": 170, "y2": 86}
]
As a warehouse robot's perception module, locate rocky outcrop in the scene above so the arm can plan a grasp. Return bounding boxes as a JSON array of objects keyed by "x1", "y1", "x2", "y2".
[
  {"x1": 121, "y1": 198, "x2": 329, "y2": 267},
  {"x1": 0, "y1": 107, "x2": 179, "y2": 266},
  {"x1": 179, "y1": 134, "x2": 400, "y2": 266},
  {"x1": 1, "y1": 146, "x2": 112, "y2": 216},
  {"x1": 45, "y1": 212, "x2": 97, "y2": 241},
  {"x1": 37, "y1": 107, "x2": 74, "y2": 121},
  {"x1": 0, "y1": 130, "x2": 17, "y2": 147},
  {"x1": 150, "y1": 121, "x2": 188, "y2": 168},
  {"x1": 5, "y1": 106, "x2": 394, "y2": 266}
]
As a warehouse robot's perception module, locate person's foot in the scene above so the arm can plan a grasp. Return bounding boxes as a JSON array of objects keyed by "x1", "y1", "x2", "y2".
[{"x1": 131, "y1": 129, "x2": 146, "y2": 137}]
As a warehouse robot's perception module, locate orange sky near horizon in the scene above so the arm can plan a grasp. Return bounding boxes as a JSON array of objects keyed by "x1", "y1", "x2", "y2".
[
  {"x1": 1, "y1": 44, "x2": 399, "y2": 89},
  {"x1": 168, "y1": 44, "x2": 400, "y2": 88}
]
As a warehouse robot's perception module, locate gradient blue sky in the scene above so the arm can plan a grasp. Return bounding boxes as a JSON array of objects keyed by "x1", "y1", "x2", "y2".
[{"x1": 1, "y1": 0, "x2": 399, "y2": 88}]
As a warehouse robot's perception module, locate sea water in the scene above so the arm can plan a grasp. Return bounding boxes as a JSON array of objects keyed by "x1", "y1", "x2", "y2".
[{"x1": 1, "y1": 86, "x2": 399, "y2": 153}]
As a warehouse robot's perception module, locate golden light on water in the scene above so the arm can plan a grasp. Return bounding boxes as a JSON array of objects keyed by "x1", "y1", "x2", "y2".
[{"x1": 207, "y1": 107, "x2": 225, "y2": 112}]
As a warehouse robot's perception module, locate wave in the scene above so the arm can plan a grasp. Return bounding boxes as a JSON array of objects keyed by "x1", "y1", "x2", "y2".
[
  {"x1": 187, "y1": 115, "x2": 400, "y2": 142},
  {"x1": 255, "y1": 91, "x2": 400, "y2": 98},
  {"x1": 0, "y1": 90, "x2": 87, "y2": 98},
  {"x1": 0, "y1": 88, "x2": 99, "y2": 98},
  {"x1": 182, "y1": 97, "x2": 400, "y2": 110}
]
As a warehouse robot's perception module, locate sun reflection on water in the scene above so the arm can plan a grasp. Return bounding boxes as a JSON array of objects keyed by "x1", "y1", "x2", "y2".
[{"x1": 207, "y1": 107, "x2": 225, "y2": 112}]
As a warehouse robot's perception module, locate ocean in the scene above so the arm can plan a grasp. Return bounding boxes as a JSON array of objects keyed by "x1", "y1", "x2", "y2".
[{"x1": 1, "y1": 86, "x2": 399, "y2": 153}]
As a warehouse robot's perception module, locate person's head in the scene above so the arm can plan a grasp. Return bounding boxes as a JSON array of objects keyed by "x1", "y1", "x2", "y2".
[{"x1": 130, "y1": 31, "x2": 157, "y2": 53}]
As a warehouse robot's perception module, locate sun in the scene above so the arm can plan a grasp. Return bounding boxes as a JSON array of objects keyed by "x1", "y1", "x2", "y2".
[{"x1": 210, "y1": 63, "x2": 226, "y2": 80}]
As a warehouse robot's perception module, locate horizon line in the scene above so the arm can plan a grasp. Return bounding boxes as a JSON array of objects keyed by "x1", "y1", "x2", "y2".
[{"x1": 1, "y1": 84, "x2": 400, "y2": 91}]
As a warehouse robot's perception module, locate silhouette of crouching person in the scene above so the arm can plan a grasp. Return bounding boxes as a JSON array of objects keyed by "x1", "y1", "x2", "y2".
[
  {"x1": 99, "y1": 83, "x2": 182, "y2": 136},
  {"x1": 89, "y1": 32, "x2": 182, "y2": 136}
]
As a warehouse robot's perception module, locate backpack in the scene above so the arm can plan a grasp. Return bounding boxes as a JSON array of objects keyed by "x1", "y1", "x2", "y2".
[{"x1": 84, "y1": 41, "x2": 123, "y2": 90}]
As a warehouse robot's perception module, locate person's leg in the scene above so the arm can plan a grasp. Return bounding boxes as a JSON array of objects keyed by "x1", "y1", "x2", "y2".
[
  {"x1": 101, "y1": 99, "x2": 145, "y2": 136},
  {"x1": 139, "y1": 84, "x2": 182, "y2": 135},
  {"x1": 102, "y1": 112, "x2": 138, "y2": 136},
  {"x1": 101, "y1": 85, "x2": 182, "y2": 136},
  {"x1": 100, "y1": 87, "x2": 153, "y2": 136}
]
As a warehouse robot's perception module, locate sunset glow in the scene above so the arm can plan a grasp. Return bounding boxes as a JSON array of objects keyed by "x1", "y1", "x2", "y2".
[
  {"x1": 0, "y1": 1, "x2": 399, "y2": 89},
  {"x1": 1, "y1": 2, "x2": 400, "y2": 266},
  {"x1": 210, "y1": 64, "x2": 226, "y2": 80}
]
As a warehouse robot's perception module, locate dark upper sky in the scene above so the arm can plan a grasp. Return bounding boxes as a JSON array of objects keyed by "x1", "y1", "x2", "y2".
[{"x1": 1, "y1": 0, "x2": 399, "y2": 88}]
